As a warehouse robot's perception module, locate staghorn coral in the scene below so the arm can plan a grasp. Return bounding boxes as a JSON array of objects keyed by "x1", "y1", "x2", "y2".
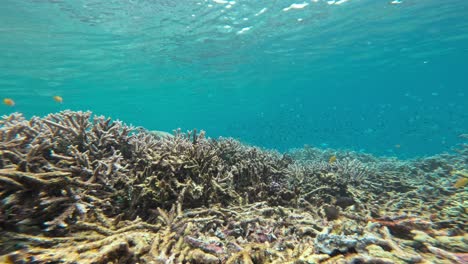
[
  {"x1": 284, "y1": 156, "x2": 373, "y2": 211},
  {"x1": 0, "y1": 111, "x2": 467, "y2": 263},
  {"x1": 124, "y1": 128, "x2": 295, "y2": 220},
  {"x1": 0, "y1": 111, "x2": 295, "y2": 233}
]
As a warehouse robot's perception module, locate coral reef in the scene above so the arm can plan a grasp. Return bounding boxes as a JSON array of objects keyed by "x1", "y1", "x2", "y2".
[{"x1": 0, "y1": 111, "x2": 466, "y2": 263}]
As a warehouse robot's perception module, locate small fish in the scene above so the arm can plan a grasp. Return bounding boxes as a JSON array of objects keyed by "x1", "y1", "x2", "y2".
[
  {"x1": 53, "y1": 96, "x2": 63, "y2": 103},
  {"x1": 453, "y1": 177, "x2": 468, "y2": 188},
  {"x1": 395, "y1": 144, "x2": 401, "y2": 149},
  {"x1": 3, "y1": 98, "x2": 15, "y2": 106},
  {"x1": 149, "y1": 130, "x2": 174, "y2": 139},
  {"x1": 329, "y1": 155, "x2": 337, "y2": 164}
]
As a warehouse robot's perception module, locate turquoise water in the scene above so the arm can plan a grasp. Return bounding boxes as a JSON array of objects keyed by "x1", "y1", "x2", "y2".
[{"x1": 1, "y1": 0, "x2": 467, "y2": 157}]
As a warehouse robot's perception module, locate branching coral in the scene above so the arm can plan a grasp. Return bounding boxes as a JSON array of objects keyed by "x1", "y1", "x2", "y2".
[{"x1": 0, "y1": 111, "x2": 466, "y2": 263}]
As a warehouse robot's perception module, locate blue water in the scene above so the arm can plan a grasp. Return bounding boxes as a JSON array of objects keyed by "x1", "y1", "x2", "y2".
[{"x1": 1, "y1": 0, "x2": 467, "y2": 157}]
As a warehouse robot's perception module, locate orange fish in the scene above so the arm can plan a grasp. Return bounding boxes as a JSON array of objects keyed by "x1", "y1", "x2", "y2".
[
  {"x1": 53, "y1": 96, "x2": 63, "y2": 103},
  {"x1": 3, "y1": 98, "x2": 15, "y2": 106},
  {"x1": 329, "y1": 155, "x2": 337, "y2": 164}
]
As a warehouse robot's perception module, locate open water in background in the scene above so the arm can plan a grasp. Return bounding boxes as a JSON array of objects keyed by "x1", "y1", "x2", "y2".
[{"x1": 0, "y1": 0, "x2": 467, "y2": 158}]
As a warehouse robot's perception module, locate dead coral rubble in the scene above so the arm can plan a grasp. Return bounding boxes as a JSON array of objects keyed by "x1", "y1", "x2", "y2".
[{"x1": 0, "y1": 111, "x2": 466, "y2": 263}]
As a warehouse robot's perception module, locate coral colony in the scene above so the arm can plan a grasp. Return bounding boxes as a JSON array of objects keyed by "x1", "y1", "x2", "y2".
[{"x1": 0, "y1": 111, "x2": 466, "y2": 263}]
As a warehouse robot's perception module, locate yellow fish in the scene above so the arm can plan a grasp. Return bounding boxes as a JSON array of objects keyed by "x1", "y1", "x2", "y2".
[
  {"x1": 3, "y1": 98, "x2": 15, "y2": 106},
  {"x1": 53, "y1": 96, "x2": 63, "y2": 103},
  {"x1": 329, "y1": 155, "x2": 337, "y2": 164},
  {"x1": 454, "y1": 177, "x2": 468, "y2": 188}
]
